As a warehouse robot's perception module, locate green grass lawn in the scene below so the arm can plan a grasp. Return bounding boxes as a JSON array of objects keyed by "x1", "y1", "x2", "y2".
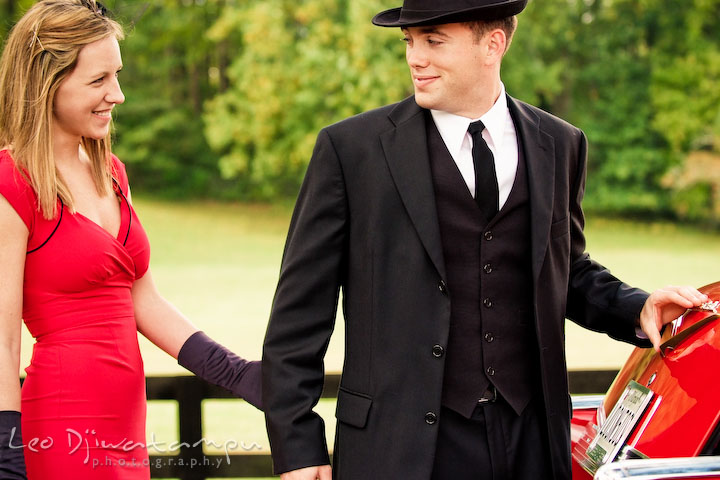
[{"x1": 19, "y1": 198, "x2": 720, "y2": 478}]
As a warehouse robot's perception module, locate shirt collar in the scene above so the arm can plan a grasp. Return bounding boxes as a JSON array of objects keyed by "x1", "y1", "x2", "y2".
[
  {"x1": 478, "y1": 84, "x2": 509, "y2": 149},
  {"x1": 430, "y1": 83, "x2": 510, "y2": 157}
]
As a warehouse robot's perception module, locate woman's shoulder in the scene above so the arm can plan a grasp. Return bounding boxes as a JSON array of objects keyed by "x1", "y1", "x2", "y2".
[
  {"x1": 0, "y1": 149, "x2": 37, "y2": 231},
  {"x1": 0, "y1": 148, "x2": 18, "y2": 173},
  {"x1": 0, "y1": 149, "x2": 34, "y2": 195},
  {"x1": 110, "y1": 153, "x2": 130, "y2": 193},
  {"x1": 110, "y1": 152, "x2": 125, "y2": 170}
]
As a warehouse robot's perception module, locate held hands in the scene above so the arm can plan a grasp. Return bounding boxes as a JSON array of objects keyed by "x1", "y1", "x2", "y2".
[
  {"x1": 639, "y1": 285, "x2": 709, "y2": 352},
  {"x1": 280, "y1": 465, "x2": 332, "y2": 480}
]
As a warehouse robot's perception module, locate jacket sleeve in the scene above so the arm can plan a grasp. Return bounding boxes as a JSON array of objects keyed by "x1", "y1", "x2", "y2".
[
  {"x1": 262, "y1": 128, "x2": 348, "y2": 474},
  {"x1": 565, "y1": 130, "x2": 650, "y2": 346}
]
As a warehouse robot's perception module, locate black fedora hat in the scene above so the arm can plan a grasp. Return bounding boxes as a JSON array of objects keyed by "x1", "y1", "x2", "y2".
[{"x1": 372, "y1": 0, "x2": 528, "y2": 27}]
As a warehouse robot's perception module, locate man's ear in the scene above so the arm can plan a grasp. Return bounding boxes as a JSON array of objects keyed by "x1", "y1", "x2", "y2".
[{"x1": 484, "y1": 29, "x2": 507, "y2": 64}]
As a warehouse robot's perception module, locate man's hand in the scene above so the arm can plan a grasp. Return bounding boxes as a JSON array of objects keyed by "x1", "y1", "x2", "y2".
[
  {"x1": 280, "y1": 465, "x2": 332, "y2": 480},
  {"x1": 639, "y1": 285, "x2": 709, "y2": 352}
]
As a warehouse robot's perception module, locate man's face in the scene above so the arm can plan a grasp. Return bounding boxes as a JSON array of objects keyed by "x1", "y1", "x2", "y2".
[{"x1": 402, "y1": 23, "x2": 490, "y2": 118}]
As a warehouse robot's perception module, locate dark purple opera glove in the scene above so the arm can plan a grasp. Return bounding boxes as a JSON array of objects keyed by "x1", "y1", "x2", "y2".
[
  {"x1": 178, "y1": 331, "x2": 262, "y2": 410},
  {"x1": 0, "y1": 411, "x2": 27, "y2": 479}
]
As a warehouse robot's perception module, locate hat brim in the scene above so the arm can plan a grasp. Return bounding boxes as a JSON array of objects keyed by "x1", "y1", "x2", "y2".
[{"x1": 372, "y1": 0, "x2": 528, "y2": 27}]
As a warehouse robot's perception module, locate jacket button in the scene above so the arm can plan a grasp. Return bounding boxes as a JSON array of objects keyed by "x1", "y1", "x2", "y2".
[
  {"x1": 486, "y1": 366, "x2": 496, "y2": 376},
  {"x1": 438, "y1": 281, "x2": 448, "y2": 295},
  {"x1": 484, "y1": 332, "x2": 494, "y2": 343},
  {"x1": 425, "y1": 412, "x2": 437, "y2": 425},
  {"x1": 432, "y1": 345, "x2": 444, "y2": 358},
  {"x1": 483, "y1": 263, "x2": 493, "y2": 274},
  {"x1": 483, "y1": 298, "x2": 493, "y2": 308},
  {"x1": 484, "y1": 231, "x2": 493, "y2": 241}
]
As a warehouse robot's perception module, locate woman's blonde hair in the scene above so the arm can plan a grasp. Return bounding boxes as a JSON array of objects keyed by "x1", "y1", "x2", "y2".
[{"x1": 0, "y1": 0, "x2": 124, "y2": 220}]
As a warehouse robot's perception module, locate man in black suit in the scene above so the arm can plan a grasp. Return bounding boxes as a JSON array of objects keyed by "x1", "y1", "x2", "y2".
[{"x1": 262, "y1": 1, "x2": 708, "y2": 479}]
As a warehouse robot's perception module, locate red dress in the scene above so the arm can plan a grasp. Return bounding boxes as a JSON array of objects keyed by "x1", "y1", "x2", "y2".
[{"x1": 0, "y1": 149, "x2": 152, "y2": 479}]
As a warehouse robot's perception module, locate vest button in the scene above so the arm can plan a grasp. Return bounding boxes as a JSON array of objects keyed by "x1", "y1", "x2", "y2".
[
  {"x1": 484, "y1": 231, "x2": 493, "y2": 241},
  {"x1": 483, "y1": 263, "x2": 493, "y2": 274},
  {"x1": 425, "y1": 412, "x2": 437, "y2": 425},
  {"x1": 484, "y1": 332, "x2": 494, "y2": 343},
  {"x1": 483, "y1": 298, "x2": 493, "y2": 308},
  {"x1": 438, "y1": 280, "x2": 448, "y2": 295},
  {"x1": 431, "y1": 345, "x2": 445, "y2": 358},
  {"x1": 486, "y1": 366, "x2": 496, "y2": 376}
]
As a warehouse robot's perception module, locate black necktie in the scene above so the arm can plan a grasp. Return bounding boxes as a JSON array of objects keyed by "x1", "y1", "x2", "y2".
[{"x1": 468, "y1": 120, "x2": 498, "y2": 222}]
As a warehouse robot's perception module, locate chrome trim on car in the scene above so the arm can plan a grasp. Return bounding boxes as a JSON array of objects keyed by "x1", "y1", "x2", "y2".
[
  {"x1": 616, "y1": 446, "x2": 649, "y2": 461},
  {"x1": 594, "y1": 456, "x2": 720, "y2": 479},
  {"x1": 572, "y1": 395, "x2": 605, "y2": 411},
  {"x1": 699, "y1": 300, "x2": 720, "y2": 313}
]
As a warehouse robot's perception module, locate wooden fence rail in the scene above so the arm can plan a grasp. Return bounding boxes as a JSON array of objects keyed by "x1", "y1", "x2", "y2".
[{"x1": 146, "y1": 370, "x2": 618, "y2": 479}]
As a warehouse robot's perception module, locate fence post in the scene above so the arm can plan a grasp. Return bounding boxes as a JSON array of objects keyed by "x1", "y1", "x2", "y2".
[{"x1": 176, "y1": 376, "x2": 207, "y2": 480}]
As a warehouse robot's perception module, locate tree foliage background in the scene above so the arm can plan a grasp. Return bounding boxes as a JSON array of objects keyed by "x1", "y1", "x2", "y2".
[{"x1": 1, "y1": 0, "x2": 719, "y2": 222}]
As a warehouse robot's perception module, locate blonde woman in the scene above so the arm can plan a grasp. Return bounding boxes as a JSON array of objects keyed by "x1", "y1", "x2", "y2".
[{"x1": 0, "y1": 1, "x2": 261, "y2": 478}]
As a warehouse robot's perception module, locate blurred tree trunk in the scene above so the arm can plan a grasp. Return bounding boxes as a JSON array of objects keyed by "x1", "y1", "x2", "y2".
[
  {"x1": 217, "y1": 39, "x2": 229, "y2": 93},
  {"x1": 188, "y1": 62, "x2": 201, "y2": 115}
]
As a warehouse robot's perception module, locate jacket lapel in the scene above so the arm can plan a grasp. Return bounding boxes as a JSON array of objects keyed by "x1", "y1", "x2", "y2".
[
  {"x1": 507, "y1": 96, "x2": 556, "y2": 282},
  {"x1": 380, "y1": 98, "x2": 446, "y2": 280},
  {"x1": 379, "y1": 95, "x2": 556, "y2": 283}
]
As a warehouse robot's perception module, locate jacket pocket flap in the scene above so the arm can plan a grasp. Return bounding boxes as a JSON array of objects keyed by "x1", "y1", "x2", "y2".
[{"x1": 335, "y1": 388, "x2": 372, "y2": 428}]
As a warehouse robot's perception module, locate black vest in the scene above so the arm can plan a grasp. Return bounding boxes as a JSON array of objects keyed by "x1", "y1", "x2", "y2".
[{"x1": 426, "y1": 113, "x2": 539, "y2": 418}]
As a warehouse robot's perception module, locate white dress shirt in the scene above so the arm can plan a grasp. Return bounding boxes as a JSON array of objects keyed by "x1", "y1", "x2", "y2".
[{"x1": 430, "y1": 84, "x2": 519, "y2": 209}]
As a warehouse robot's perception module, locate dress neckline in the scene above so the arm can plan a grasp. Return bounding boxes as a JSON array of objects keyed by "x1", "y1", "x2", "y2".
[{"x1": 69, "y1": 178, "x2": 131, "y2": 246}]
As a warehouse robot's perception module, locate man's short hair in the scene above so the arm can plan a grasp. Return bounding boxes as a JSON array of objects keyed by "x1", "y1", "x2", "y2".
[{"x1": 465, "y1": 16, "x2": 518, "y2": 50}]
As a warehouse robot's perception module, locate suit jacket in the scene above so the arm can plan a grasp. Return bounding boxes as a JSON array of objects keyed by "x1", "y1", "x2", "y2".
[{"x1": 262, "y1": 95, "x2": 649, "y2": 479}]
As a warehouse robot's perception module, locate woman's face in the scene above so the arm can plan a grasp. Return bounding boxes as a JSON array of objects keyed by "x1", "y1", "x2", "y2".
[{"x1": 52, "y1": 35, "x2": 124, "y2": 146}]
